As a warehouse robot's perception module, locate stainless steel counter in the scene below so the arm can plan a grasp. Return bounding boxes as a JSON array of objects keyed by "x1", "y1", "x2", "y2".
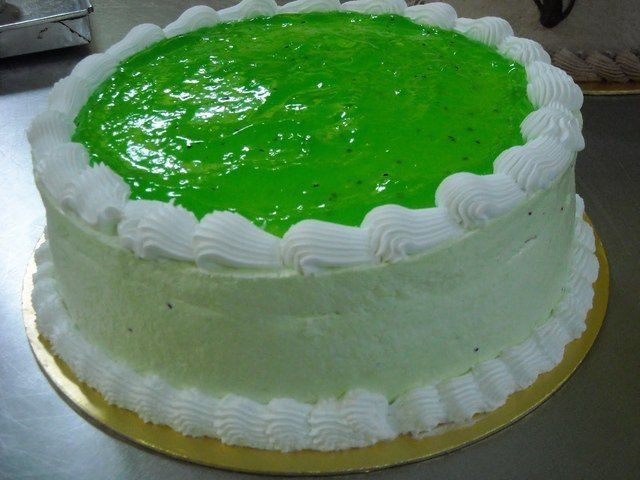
[{"x1": 1, "y1": 1, "x2": 639, "y2": 479}]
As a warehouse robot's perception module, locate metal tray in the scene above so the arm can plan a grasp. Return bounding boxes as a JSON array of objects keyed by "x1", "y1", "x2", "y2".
[{"x1": 0, "y1": 0, "x2": 93, "y2": 58}]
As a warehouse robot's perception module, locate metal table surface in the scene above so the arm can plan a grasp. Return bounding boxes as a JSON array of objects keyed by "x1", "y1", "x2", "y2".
[{"x1": 1, "y1": 1, "x2": 639, "y2": 479}]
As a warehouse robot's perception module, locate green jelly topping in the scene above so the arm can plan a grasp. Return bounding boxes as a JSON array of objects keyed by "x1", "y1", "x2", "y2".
[{"x1": 73, "y1": 12, "x2": 533, "y2": 236}]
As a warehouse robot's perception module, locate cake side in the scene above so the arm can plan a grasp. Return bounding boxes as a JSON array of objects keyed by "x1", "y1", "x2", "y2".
[
  {"x1": 33, "y1": 198, "x2": 597, "y2": 451},
  {"x1": 42, "y1": 164, "x2": 575, "y2": 403}
]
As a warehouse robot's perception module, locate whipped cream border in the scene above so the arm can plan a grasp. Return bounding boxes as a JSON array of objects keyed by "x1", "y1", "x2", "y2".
[
  {"x1": 32, "y1": 202, "x2": 598, "y2": 451},
  {"x1": 28, "y1": 0, "x2": 585, "y2": 275}
]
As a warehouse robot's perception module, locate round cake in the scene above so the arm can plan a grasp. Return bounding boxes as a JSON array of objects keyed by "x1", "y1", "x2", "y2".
[
  {"x1": 415, "y1": 0, "x2": 640, "y2": 83},
  {"x1": 28, "y1": 0, "x2": 597, "y2": 452}
]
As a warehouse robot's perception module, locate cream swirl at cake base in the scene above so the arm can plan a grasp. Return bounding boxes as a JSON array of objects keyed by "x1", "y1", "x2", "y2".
[{"x1": 33, "y1": 202, "x2": 597, "y2": 451}]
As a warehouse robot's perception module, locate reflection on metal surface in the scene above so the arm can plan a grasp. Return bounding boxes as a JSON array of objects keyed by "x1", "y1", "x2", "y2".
[
  {"x1": 0, "y1": 0, "x2": 93, "y2": 58},
  {"x1": 21, "y1": 222, "x2": 609, "y2": 475}
]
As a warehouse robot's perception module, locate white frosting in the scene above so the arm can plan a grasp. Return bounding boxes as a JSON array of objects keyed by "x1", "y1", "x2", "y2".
[
  {"x1": 362, "y1": 205, "x2": 464, "y2": 262},
  {"x1": 117, "y1": 200, "x2": 198, "y2": 261},
  {"x1": 472, "y1": 359, "x2": 517, "y2": 409},
  {"x1": 341, "y1": 0, "x2": 406, "y2": 15},
  {"x1": 163, "y1": 6, "x2": 221, "y2": 38},
  {"x1": 35, "y1": 143, "x2": 89, "y2": 200},
  {"x1": 219, "y1": 0, "x2": 278, "y2": 22},
  {"x1": 454, "y1": 17, "x2": 513, "y2": 47},
  {"x1": 494, "y1": 136, "x2": 576, "y2": 193},
  {"x1": 573, "y1": 109, "x2": 584, "y2": 129},
  {"x1": 309, "y1": 390, "x2": 395, "y2": 450},
  {"x1": 575, "y1": 194, "x2": 585, "y2": 218},
  {"x1": 27, "y1": 110, "x2": 75, "y2": 162},
  {"x1": 105, "y1": 24, "x2": 165, "y2": 61},
  {"x1": 520, "y1": 103, "x2": 585, "y2": 152},
  {"x1": 60, "y1": 164, "x2": 130, "y2": 233},
  {"x1": 404, "y1": 3, "x2": 457, "y2": 30},
  {"x1": 215, "y1": 395, "x2": 271, "y2": 448},
  {"x1": 534, "y1": 317, "x2": 571, "y2": 365},
  {"x1": 29, "y1": 0, "x2": 584, "y2": 274},
  {"x1": 435, "y1": 173, "x2": 526, "y2": 229},
  {"x1": 278, "y1": 0, "x2": 340, "y2": 14},
  {"x1": 165, "y1": 388, "x2": 219, "y2": 437},
  {"x1": 32, "y1": 209, "x2": 597, "y2": 451},
  {"x1": 281, "y1": 220, "x2": 376, "y2": 274},
  {"x1": 390, "y1": 385, "x2": 446, "y2": 434},
  {"x1": 265, "y1": 398, "x2": 313, "y2": 452},
  {"x1": 47, "y1": 76, "x2": 92, "y2": 118},
  {"x1": 438, "y1": 373, "x2": 489, "y2": 422},
  {"x1": 501, "y1": 336, "x2": 554, "y2": 388},
  {"x1": 498, "y1": 36, "x2": 551, "y2": 66},
  {"x1": 575, "y1": 218, "x2": 595, "y2": 252},
  {"x1": 526, "y1": 61, "x2": 584, "y2": 111},
  {"x1": 69, "y1": 53, "x2": 119, "y2": 91},
  {"x1": 193, "y1": 211, "x2": 282, "y2": 270},
  {"x1": 117, "y1": 200, "x2": 161, "y2": 252},
  {"x1": 572, "y1": 242, "x2": 599, "y2": 285}
]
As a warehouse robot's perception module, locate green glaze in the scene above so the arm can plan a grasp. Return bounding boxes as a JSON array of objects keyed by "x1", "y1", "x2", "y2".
[{"x1": 73, "y1": 12, "x2": 533, "y2": 236}]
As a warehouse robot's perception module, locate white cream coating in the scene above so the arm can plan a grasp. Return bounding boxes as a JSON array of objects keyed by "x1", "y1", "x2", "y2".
[
  {"x1": 435, "y1": 173, "x2": 526, "y2": 229},
  {"x1": 60, "y1": 164, "x2": 130, "y2": 234},
  {"x1": 453, "y1": 17, "x2": 513, "y2": 47},
  {"x1": 27, "y1": 110, "x2": 75, "y2": 162},
  {"x1": 341, "y1": 0, "x2": 406, "y2": 15},
  {"x1": 29, "y1": 0, "x2": 586, "y2": 275},
  {"x1": 193, "y1": 211, "x2": 282, "y2": 270},
  {"x1": 33, "y1": 206, "x2": 597, "y2": 451},
  {"x1": 105, "y1": 23, "x2": 165, "y2": 61},
  {"x1": 35, "y1": 143, "x2": 89, "y2": 200},
  {"x1": 281, "y1": 220, "x2": 376, "y2": 274},
  {"x1": 526, "y1": 61, "x2": 584, "y2": 111},
  {"x1": 390, "y1": 385, "x2": 445, "y2": 433},
  {"x1": 278, "y1": 0, "x2": 340, "y2": 14},
  {"x1": 494, "y1": 136, "x2": 576, "y2": 193},
  {"x1": 117, "y1": 201, "x2": 198, "y2": 261},
  {"x1": 520, "y1": 103, "x2": 585, "y2": 151},
  {"x1": 362, "y1": 205, "x2": 464, "y2": 262},
  {"x1": 48, "y1": 76, "x2": 92, "y2": 118},
  {"x1": 575, "y1": 194, "x2": 585, "y2": 218},
  {"x1": 218, "y1": 0, "x2": 278, "y2": 22},
  {"x1": 498, "y1": 35, "x2": 551, "y2": 66},
  {"x1": 118, "y1": 201, "x2": 163, "y2": 252},
  {"x1": 404, "y1": 3, "x2": 457, "y2": 30},
  {"x1": 69, "y1": 53, "x2": 119, "y2": 91},
  {"x1": 215, "y1": 395, "x2": 271, "y2": 447},
  {"x1": 163, "y1": 5, "x2": 221, "y2": 37},
  {"x1": 265, "y1": 398, "x2": 313, "y2": 452}
]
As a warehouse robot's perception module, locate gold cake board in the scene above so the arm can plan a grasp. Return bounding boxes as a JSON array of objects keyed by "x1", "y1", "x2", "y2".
[
  {"x1": 22, "y1": 226, "x2": 609, "y2": 476},
  {"x1": 580, "y1": 81, "x2": 640, "y2": 95}
]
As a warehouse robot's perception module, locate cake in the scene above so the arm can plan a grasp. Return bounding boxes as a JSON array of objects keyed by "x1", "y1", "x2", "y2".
[
  {"x1": 28, "y1": 0, "x2": 597, "y2": 452},
  {"x1": 412, "y1": 0, "x2": 640, "y2": 83}
]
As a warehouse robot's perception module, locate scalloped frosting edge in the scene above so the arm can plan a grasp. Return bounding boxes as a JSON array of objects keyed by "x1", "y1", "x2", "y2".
[
  {"x1": 32, "y1": 205, "x2": 597, "y2": 451},
  {"x1": 28, "y1": 0, "x2": 584, "y2": 276}
]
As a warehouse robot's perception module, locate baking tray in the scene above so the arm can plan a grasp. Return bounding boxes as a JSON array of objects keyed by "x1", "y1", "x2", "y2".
[{"x1": 0, "y1": 0, "x2": 93, "y2": 58}]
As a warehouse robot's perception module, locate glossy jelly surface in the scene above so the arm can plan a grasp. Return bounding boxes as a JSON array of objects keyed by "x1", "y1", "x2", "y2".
[{"x1": 73, "y1": 12, "x2": 533, "y2": 235}]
